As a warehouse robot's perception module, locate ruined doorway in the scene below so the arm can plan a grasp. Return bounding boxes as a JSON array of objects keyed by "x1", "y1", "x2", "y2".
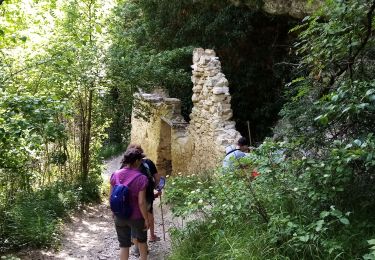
[{"x1": 157, "y1": 119, "x2": 172, "y2": 176}]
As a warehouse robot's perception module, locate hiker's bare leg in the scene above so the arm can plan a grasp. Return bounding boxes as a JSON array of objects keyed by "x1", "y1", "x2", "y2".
[
  {"x1": 119, "y1": 247, "x2": 129, "y2": 260},
  {"x1": 132, "y1": 238, "x2": 138, "y2": 247},
  {"x1": 138, "y1": 241, "x2": 148, "y2": 260},
  {"x1": 148, "y1": 212, "x2": 155, "y2": 238}
]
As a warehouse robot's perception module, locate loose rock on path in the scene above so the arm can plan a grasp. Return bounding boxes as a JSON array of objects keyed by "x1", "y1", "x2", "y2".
[{"x1": 18, "y1": 153, "x2": 180, "y2": 260}]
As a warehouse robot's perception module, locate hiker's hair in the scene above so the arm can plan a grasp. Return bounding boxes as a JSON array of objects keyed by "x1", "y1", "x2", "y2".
[
  {"x1": 127, "y1": 143, "x2": 144, "y2": 153},
  {"x1": 237, "y1": 137, "x2": 247, "y2": 146},
  {"x1": 120, "y1": 148, "x2": 144, "y2": 168}
]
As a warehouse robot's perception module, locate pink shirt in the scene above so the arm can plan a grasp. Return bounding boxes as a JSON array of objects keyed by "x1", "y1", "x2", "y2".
[{"x1": 110, "y1": 167, "x2": 148, "y2": 219}]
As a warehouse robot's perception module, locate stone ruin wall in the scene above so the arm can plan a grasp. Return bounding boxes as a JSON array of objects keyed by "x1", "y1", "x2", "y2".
[
  {"x1": 130, "y1": 48, "x2": 242, "y2": 176},
  {"x1": 130, "y1": 95, "x2": 190, "y2": 176},
  {"x1": 130, "y1": 0, "x2": 323, "y2": 175},
  {"x1": 188, "y1": 48, "x2": 242, "y2": 173}
]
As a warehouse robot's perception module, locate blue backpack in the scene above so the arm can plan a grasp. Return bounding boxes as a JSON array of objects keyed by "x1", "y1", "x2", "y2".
[{"x1": 110, "y1": 171, "x2": 141, "y2": 219}]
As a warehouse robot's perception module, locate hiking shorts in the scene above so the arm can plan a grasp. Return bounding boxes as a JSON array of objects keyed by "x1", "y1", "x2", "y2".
[{"x1": 114, "y1": 217, "x2": 147, "y2": 248}]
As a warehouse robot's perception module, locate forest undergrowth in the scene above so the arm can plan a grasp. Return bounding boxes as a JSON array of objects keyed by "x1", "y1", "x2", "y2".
[
  {"x1": 164, "y1": 0, "x2": 375, "y2": 259},
  {"x1": 1, "y1": 0, "x2": 375, "y2": 259}
]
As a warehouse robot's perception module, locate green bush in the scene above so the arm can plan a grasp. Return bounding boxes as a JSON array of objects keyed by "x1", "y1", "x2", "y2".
[
  {"x1": 169, "y1": 219, "x2": 281, "y2": 260},
  {"x1": 98, "y1": 142, "x2": 125, "y2": 160},
  {"x1": 5, "y1": 199, "x2": 60, "y2": 248},
  {"x1": 0, "y1": 183, "x2": 86, "y2": 253},
  {"x1": 165, "y1": 136, "x2": 375, "y2": 259}
]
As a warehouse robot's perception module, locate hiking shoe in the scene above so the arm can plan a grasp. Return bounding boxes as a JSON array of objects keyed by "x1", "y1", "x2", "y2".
[
  {"x1": 131, "y1": 245, "x2": 140, "y2": 257},
  {"x1": 149, "y1": 235, "x2": 161, "y2": 242}
]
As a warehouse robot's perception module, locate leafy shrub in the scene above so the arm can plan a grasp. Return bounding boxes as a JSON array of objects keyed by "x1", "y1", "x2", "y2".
[
  {"x1": 4, "y1": 199, "x2": 60, "y2": 248},
  {"x1": 0, "y1": 183, "x2": 85, "y2": 253},
  {"x1": 78, "y1": 177, "x2": 102, "y2": 204},
  {"x1": 0, "y1": 255, "x2": 21, "y2": 260},
  {"x1": 363, "y1": 239, "x2": 375, "y2": 260},
  {"x1": 99, "y1": 142, "x2": 125, "y2": 160},
  {"x1": 165, "y1": 169, "x2": 276, "y2": 259},
  {"x1": 169, "y1": 219, "x2": 281, "y2": 260},
  {"x1": 166, "y1": 135, "x2": 375, "y2": 259}
]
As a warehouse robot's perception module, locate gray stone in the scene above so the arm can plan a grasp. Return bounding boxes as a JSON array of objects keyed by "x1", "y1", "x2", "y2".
[
  {"x1": 193, "y1": 48, "x2": 205, "y2": 63},
  {"x1": 207, "y1": 59, "x2": 221, "y2": 69},
  {"x1": 212, "y1": 87, "x2": 229, "y2": 95},
  {"x1": 205, "y1": 69, "x2": 220, "y2": 77},
  {"x1": 216, "y1": 78, "x2": 229, "y2": 88},
  {"x1": 225, "y1": 122, "x2": 236, "y2": 129},
  {"x1": 212, "y1": 95, "x2": 226, "y2": 102},
  {"x1": 204, "y1": 49, "x2": 216, "y2": 56},
  {"x1": 192, "y1": 84, "x2": 203, "y2": 93},
  {"x1": 192, "y1": 94, "x2": 199, "y2": 103},
  {"x1": 222, "y1": 111, "x2": 233, "y2": 121}
]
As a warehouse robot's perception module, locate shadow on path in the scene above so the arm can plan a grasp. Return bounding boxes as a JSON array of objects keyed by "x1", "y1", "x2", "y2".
[{"x1": 18, "y1": 153, "x2": 182, "y2": 260}]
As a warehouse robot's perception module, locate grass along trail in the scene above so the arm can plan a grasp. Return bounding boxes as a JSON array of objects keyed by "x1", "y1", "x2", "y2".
[{"x1": 18, "y1": 153, "x2": 179, "y2": 260}]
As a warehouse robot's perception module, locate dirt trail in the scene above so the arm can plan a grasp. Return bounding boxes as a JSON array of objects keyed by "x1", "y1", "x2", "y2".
[{"x1": 19, "y1": 154, "x2": 181, "y2": 260}]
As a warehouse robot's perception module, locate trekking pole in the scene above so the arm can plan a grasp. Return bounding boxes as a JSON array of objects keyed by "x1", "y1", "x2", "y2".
[
  {"x1": 159, "y1": 193, "x2": 166, "y2": 241},
  {"x1": 157, "y1": 177, "x2": 166, "y2": 241},
  {"x1": 247, "y1": 120, "x2": 252, "y2": 146}
]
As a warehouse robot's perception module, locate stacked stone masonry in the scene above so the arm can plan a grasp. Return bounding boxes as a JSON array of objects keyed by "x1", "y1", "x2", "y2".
[
  {"x1": 130, "y1": 48, "x2": 241, "y2": 176},
  {"x1": 230, "y1": 0, "x2": 322, "y2": 18}
]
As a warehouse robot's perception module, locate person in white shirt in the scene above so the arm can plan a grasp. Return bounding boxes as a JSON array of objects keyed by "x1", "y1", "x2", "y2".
[{"x1": 222, "y1": 137, "x2": 250, "y2": 170}]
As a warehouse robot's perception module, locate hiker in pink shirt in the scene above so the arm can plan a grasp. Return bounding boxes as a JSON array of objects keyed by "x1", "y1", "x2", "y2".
[{"x1": 109, "y1": 148, "x2": 149, "y2": 260}]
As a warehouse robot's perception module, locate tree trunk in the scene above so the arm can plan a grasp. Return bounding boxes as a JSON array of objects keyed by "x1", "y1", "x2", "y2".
[{"x1": 80, "y1": 88, "x2": 93, "y2": 182}]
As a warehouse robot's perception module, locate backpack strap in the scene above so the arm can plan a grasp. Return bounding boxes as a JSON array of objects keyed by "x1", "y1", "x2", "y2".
[
  {"x1": 124, "y1": 173, "x2": 141, "y2": 186},
  {"x1": 114, "y1": 170, "x2": 142, "y2": 186},
  {"x1": 226, "y1": 148, "x2": 240, "y2": 156}
]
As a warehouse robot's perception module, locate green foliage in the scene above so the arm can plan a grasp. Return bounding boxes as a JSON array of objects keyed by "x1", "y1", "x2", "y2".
[
  {"x1": 169, "y1": 220, "x2": 279, "y2": 260},
  {"x1": 99, "y1": 142, "x2": 125, "y2": 160},
  {"x1": 0, "y1": 91, "x2": 69, "y2": 169},
  {"x1": 166, "y1": 136, "x2": 375, "y2": 259},
  {"x1": 363, "y1": 239, "x2": 375, "y2": 260},
  {"x1": 166, "y1": 173, "x2": 280, "y2": 260},
  {"x1": 165, "y1": 169, "x2": 260, "y2": 224},
  {"x1": 107, "y1": 0, "x2": 296, "y2": 140},
  {"x1": 0, "y1": 255, "x2": 20, "y2": 260},
  {"x1": 0, "y1": 183, "x2": 82, "y2": 252},
  {"x1": 0, "y1": 0, "x2": 110, "y2": 252},
  {"x1": 166, "y1": 1, "x2": 375, "y2": 258},
  {"x1": 295, "y1": 0, "x2": 371, "y2": 80}
]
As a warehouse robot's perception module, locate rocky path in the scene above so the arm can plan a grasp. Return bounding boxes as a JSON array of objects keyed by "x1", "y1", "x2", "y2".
[{"x1": 18, "y1": 154, "x2": 180, "y2": 260}]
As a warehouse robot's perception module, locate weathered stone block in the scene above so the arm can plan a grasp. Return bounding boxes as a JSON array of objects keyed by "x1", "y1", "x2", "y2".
[
  {"x1": 192, "y1": 84, "x2": 203, "y2": 93},
  {"x1": 192, "y1": 94, "x2": 199, "y2": 103},
  {"x1": 222, "y1": 111, "x2": 233, "y2": 121},
  {"x1": 192, "y1": 71, "x2": 204, "y2": 77},
  {"x1": 224, "y1": 120, "x2": 235, "y2": 127},
  {"x1": 204, "y1": 49, "x2": 216, "y2": 56},
  {"x1": 205, "y1": 100, "x2": 213, "y2": 106},
  {"x1": 205, "y1": 69, "x2": 220, "y2": 77},
  {"x1": 217, "y1": 78, "x2": 229, "y2": 88},
  {"x1": 207, "y1": 59, "x2": 221, "y2": 69},
  {"x1": 210, "y1": 106, "x2": 218, "y2": 114},
  {"x1": 212, "y1": 95, "x2": 226, "y2": 102},
  {"x1": 193, "y1": 48, "x2": 205, "y2": 63},
  {"x1": 212, "y1": 87, "x2": 229, "y2": 95}
]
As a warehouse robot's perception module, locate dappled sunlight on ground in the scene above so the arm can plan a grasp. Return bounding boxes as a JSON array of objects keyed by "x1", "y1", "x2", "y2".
[{"x1": 18, "y1": 153, "x2": 182, "y2": 260}]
